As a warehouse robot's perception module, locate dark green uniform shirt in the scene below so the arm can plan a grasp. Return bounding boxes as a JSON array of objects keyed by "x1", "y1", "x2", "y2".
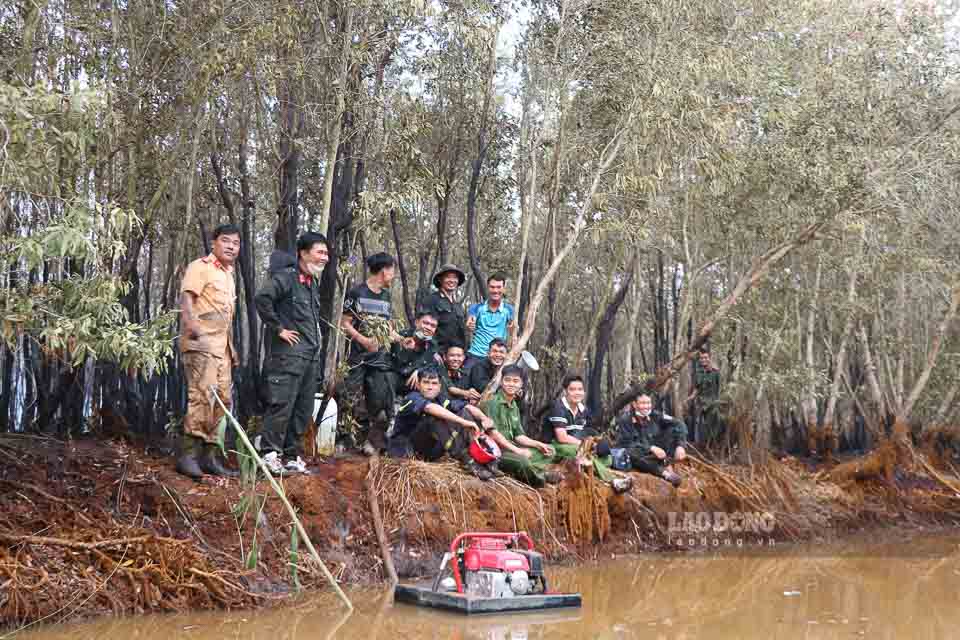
[
  {"x1": 694, "y1": 360, "x2": 721, "y2": 409},
  {"x1": 482, "y1": 390, "x2": 524, "y2": 442},
  {"x1": 417, "y1": 291, "x2": 466, "y2": 351},
  {"x1": 255, "y1": 254, "x2": 323, "y2": 360}
]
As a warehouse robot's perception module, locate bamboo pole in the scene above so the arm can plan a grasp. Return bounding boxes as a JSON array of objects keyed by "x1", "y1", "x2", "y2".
[{"x1": 211, "y1": 389, "x2": 353, "y2": 611}]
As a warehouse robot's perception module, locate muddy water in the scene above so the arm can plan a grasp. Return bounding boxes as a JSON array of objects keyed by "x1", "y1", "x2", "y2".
[{"x1": 20, "y1": 534, "x2": 960, "y2": 640}]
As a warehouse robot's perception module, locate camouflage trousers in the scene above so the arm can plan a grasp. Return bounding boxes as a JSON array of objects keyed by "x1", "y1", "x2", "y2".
[{"x1": 183, "y1": 350, "x2": 232, "y2": 444}]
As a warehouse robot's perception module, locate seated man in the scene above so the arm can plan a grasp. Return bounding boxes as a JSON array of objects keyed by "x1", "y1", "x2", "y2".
[
  {"x1": 615, "y1": 392, "x2": 687, "y2": 487},
  {"x1": 466, "y1": 338, "x2": 508, "y2": 397},
  {"x1": 392, "y1": 311, "x2": 443, "y2": 392},
  {"x1": 440, "y1": 342, "x2": 480, "y2": 403},
  {"x1": 543, "y1": 374, "x2": 618, "y2": 485},
  {"x1": 483, "y1": 365, "x2": 575, "y2": 487},
  {"x1": 389, "y1": 367, "x2": 497, "y2": 480}
]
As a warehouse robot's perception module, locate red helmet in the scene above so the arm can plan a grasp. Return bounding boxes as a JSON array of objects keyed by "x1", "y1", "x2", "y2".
[{"x1": 469, "y1": 435, "x2": 502, "y2": 465}]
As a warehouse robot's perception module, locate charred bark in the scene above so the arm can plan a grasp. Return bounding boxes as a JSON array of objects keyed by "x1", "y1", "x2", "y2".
[{"x1": 587, "y1": 256, "x2": 636, "y2": 417}]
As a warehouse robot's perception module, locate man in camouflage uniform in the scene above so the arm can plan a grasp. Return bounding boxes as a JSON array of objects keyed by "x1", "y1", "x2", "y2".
[
  {"x1": 176, "y1": 224, "x2": 241, "y2": 479},
  {"x1": 689, "y1": 349, "x2": 724, "y2": 446},
  {"x1": 254, "y1": 232, "x2": 329, "y2": 475}
]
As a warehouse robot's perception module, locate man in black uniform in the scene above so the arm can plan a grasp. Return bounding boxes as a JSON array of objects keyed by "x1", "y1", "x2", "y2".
[
  {"x1": 466, "y1": 338, "x2": 508, "y2": 397},
  {"x1": 440, "y1": 342, "x2": 479, "y2": 402},
  {"x1": 392, "y1": 311, "x2": 444, "y2": 392},
  {"x1": 340, "y1": 253, "x2": 402, "y2": 455},
  {"x1": 390, "y1": 367, "x2": 497, "y2": 480},
  {"x1": 615, "y1": 392, "x2": 687, "y2": 487},
  {"x1": 417, "y1": 264, "x2": 467, "y2": 352},
  {"x1": 254, "y1": 232, "x2": 329, "y2": 475}
]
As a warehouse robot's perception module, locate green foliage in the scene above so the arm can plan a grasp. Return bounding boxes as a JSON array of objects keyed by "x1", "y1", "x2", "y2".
[
  {"x1": 289, "y1": 521, "x2": 302, "y2": 592},
  {"x1": 0, "y1": 81, "x2": 175, "y2": 373}
]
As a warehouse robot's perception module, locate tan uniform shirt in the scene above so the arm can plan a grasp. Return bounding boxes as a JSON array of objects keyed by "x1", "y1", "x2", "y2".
[{"x1": 180, "y1": 254, "x2": 238, "y2": 364}]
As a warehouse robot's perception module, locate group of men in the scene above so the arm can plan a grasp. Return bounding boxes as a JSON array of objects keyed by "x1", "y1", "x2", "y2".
[{"x1": 174, "y1": 225, "x2": 700, "y2": 492}]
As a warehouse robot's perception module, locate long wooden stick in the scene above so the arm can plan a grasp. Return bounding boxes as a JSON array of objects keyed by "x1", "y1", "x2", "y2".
[
  {"x1": 211, "y1": 390, "x2": 353, "y2": 611},
  {"x1": 365, "y1": 457, "x2": 398, "y2": 585}
]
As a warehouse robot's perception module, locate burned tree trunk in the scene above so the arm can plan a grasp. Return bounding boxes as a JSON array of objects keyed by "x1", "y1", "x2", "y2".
[{"x1": 587, "y1": 255, "x2": 636, "y2": 417}]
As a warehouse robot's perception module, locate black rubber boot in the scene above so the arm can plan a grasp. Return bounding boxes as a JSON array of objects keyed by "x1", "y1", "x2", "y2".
[
  {"x1": 175, "y1": 454, "x2": 204, "y2": 480},
  {"x1": 661, "y1": 469, "x2": 683, "y2": 488},
  {"x1": 487, "y1": 461, "x2": 506, "y2": 478},
  {"x1": 463, "y1": 458, "x2": 493, "y2": 481},
  {"x1": 199, "y1": 446, "x2": 239, "y2": 478}
]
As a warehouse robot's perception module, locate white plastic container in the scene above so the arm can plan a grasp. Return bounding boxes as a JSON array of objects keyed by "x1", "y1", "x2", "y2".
[{"x1": 313, "y1": 394, "x2": 338, "y2": 456}]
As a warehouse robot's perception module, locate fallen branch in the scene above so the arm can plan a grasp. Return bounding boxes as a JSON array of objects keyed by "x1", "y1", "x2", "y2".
[
  {"x1": 0, "y1": 480, "x2": 70, "y2": 505},
  {"x1": 187, "y1": 567, "x2": 274, "y2": 600},
  {"x1": 601, "y1": 220, "x2": 826, "y2": 426},
  {"x1": 0, "y1": 534, "x2": 179, "y2": 550}
]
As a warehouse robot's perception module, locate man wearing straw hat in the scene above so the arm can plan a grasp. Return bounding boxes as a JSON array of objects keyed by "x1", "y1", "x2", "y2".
[{"x1": 417, "y1": 264, "x2": 468, "y2": 352}]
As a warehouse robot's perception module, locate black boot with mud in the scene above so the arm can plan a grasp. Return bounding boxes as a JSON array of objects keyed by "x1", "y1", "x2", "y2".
[
  {"x1": 176, "y1": 453, "x2": 204, "y2": 480},
  {"x1": 463, "y1": 459, "x2": 493, "y2": 481},
  {"x1": 199, "y1": 446, "x2": 239, "y2": 478},
  {"x1": 661, "y1": 468, "x2": 682, "y2": 488},
  {"x1": 487, "y1": 461, "x2": 506, "y2": 478}
]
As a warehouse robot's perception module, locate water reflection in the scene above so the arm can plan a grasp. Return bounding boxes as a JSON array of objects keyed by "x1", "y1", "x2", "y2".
[{"x1": 19, "y1": 534, "x2": 960, "y2": 640}]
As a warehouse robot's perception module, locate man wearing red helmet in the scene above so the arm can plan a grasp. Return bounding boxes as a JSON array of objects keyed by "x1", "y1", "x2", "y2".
[{"x1": 389, "y1": 367, "x2": 500, "y2": 481}]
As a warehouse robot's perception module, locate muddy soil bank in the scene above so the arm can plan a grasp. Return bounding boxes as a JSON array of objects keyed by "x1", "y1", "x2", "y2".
[{"x1": 1, "y1": 433, "x2": 959, "y2": 630}]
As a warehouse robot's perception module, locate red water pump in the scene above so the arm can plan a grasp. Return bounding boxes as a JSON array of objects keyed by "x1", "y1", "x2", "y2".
[{"x1": 439, "y1": 532, "x2": 549, "y2": 598}]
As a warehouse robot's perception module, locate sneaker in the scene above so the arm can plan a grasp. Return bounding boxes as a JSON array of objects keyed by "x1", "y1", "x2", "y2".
[
  {"x1": 285, "y1": 456, "x2": 311, "y2": 475},
  {"x1": 661, "y1": 469, "x2": 683, "y2": 488},
  {"x1": 544, "y1": 471, "x2": 563, "y2": 485},
  {"x1": 262, "y1": 451, "x2": 285, "y2": 476},
  {"x1": 611, "y1": 477, "x2": 633, "y2": 494},
  {"x1": 487, "y1": 462, "x2": 506, "y2": 479},
  {"x1": 361, "y1": 442, "x2": 378, "y2": 457}
]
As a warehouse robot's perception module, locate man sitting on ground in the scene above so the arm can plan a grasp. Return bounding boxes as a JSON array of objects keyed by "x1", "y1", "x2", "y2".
[
  {"x1": 544, "y1": 374, "x2": 620, "y2": 486},
  {"x1": 615, "y1": 393, "x2": 687, "y2": 487},
  {"x1": 441, "y1": 342, "x2": 480, "y2": 403},
  {"x1": 392, "y1": 311, "x2": 444, "y2": 392},
  {"x1": 466, "y1": 338, "x2": 508, "y2": 398},
  {"x1": 483, "y1": 365, "x2": 574, "y2": 487},
  {"x1": 389, "y1": 367, "x2": 498, "y2": 480}
]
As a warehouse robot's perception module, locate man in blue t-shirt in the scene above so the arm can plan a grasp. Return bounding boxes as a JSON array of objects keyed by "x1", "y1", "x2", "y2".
[{"x1": 465, "y1": 273, "x2": 515, "y2": 372}]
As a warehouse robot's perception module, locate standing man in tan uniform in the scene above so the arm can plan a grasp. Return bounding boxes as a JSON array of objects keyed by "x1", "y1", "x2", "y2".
[{"x1": 176, "y1": 224, "x2": 241, "y2": 479}]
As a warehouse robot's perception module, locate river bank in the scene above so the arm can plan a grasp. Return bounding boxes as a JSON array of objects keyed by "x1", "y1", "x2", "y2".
[{"x1": 2, "y1": 432, "x2": 959, "y2": 630}]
